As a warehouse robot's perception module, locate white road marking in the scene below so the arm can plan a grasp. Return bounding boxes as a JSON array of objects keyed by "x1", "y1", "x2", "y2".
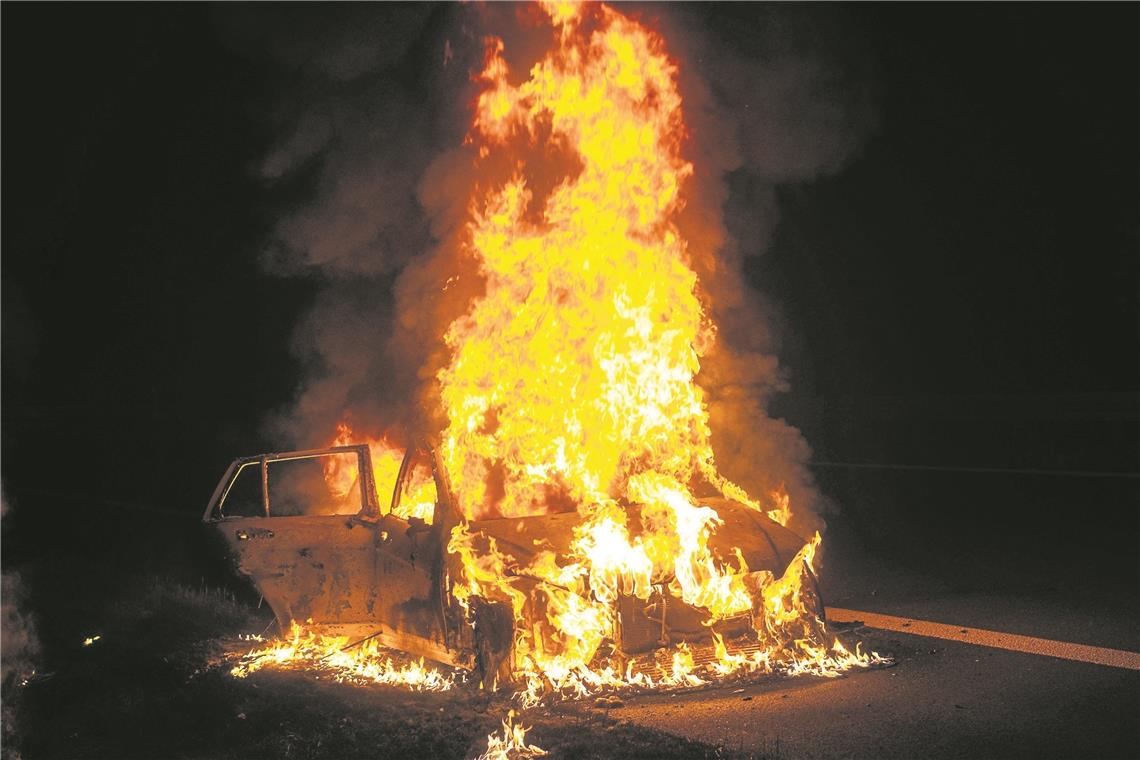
[{"x1": 826, "y1": 607, "x2": 1140, "y2": 671}]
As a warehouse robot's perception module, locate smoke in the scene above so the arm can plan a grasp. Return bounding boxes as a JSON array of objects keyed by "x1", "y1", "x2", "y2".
[
  {"x1": 2, "y1": 488, "x2": 40, "y2": 756},
  {"x1": 0, "y1": 568, "x2": 38, "y2": 675},
  {"x1": 214, "y1": 3, "x2": 478, "y2": 443},
  {"x1": 658, "y1": 3, "x2": 880, "y2": 533},
  {"x1": 219, "y1": 3, "x2": 877, "y2": 532}
]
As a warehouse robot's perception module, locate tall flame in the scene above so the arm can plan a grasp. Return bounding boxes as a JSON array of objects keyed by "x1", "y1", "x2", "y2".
[
  {"x1": 438, "y1": 1, "x2": 880, "y2": 702},
  {"x1": 440, "y1": 3, "x2": 721, "y2": 521}
]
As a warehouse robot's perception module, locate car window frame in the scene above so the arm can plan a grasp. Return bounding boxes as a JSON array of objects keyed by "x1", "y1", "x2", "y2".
[{"x1": 204, "y1": 445, "x2": 381, "y2": 521}]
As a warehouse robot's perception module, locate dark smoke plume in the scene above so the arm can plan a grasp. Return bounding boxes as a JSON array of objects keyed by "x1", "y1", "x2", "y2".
[{"x1": 216, "y1": 3, "x2": 877, "y2": 534}]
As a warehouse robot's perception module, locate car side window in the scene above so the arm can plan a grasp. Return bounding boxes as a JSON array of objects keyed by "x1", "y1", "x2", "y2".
[
  {"x1": 219, "y1": 463, "x2": 264, "y2": 518},
  {"x1": 269, "y1": 453, "x2": 363, "y2": 517},
  {"x1": 214, "y1": 450, "x2": 373, "y2": 520}
]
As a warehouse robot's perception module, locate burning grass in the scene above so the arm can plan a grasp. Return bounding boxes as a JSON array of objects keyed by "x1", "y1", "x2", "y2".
[
  {"x1": 224, "y1": 623, "x2": 885, "y2": 704},
  {"x1": 229, "y1": 623, "x2": 461, "y2": 690}
]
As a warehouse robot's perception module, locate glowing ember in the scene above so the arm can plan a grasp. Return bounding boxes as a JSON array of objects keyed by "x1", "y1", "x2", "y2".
[{"x1": 230, "y1": 623, "x2": 456, "y2": 691}]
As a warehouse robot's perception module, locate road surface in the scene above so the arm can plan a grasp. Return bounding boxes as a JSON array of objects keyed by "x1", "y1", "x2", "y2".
[{"x1": 605, "y1": 523, "x2": 1140, "y2": 760}]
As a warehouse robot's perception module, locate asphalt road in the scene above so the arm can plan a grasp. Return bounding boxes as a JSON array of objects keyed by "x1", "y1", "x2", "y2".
[
  {"x1": 606, "y1": 525, "x2": 1140, "y2": 760},
  {"x1": 608, "y1": 606, "x2": 1138, "y2": 759}
]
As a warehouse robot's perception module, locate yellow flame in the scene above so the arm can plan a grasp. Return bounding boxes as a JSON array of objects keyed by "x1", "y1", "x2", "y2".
[
  {"x1": 767, "y1": 485, "x2": 792, "y2": 527},
  {"x1": 441, "y1": 2, "x2": 707, "y2": 523},
  {"x1": 475, "y1": 710, "x2": 548, "y2": 760},
  {"x1": 435, "y1": 2, "x2": 883, "y2": 701}
]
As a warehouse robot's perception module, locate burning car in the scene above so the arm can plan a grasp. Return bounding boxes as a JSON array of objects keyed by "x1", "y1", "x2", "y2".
[
  {"x1": 208, "y1": 3, "x2": 883, "y2": 703},
  {"x1": 204, "y1": 439, "x2": 824, "y2": 688}
]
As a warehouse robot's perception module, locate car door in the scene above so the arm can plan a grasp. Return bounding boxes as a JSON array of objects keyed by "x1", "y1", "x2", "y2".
[
  {"x1": 372, "y1": 442, "x2": 448, "y2": 651},
  {"x1": 204, "y1": 446, "x2": 383, "y2": 630}
]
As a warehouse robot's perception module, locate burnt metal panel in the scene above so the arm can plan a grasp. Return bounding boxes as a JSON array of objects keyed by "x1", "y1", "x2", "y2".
[{"x1": 217, "y1": 514, "x2": 379, "y2": 626}]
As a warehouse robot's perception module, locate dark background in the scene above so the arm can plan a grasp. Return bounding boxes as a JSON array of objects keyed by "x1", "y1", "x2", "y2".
[{"x1": 3, "y1": 4, "x2": 1137, "y2": 660}]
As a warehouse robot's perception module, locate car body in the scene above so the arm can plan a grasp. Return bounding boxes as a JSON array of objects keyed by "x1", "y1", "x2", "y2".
[{"x1": 203, "y1": 441, "x2": 821, "y2": 680}]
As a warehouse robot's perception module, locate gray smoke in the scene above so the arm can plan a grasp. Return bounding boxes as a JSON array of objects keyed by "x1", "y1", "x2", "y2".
[{"x1": 658, "y1": 3, "x2": 879, "y2": 533}]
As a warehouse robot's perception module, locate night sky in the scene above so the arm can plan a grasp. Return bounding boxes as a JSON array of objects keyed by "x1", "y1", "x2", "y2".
[{"x1": 2, "y1": 4, "x2": 1136, "y2": 586}]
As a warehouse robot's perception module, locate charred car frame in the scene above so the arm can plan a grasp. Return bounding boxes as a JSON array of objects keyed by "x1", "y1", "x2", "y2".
[{"x1": 203, "y1": 442, "x2": 823, "y2": 684}]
